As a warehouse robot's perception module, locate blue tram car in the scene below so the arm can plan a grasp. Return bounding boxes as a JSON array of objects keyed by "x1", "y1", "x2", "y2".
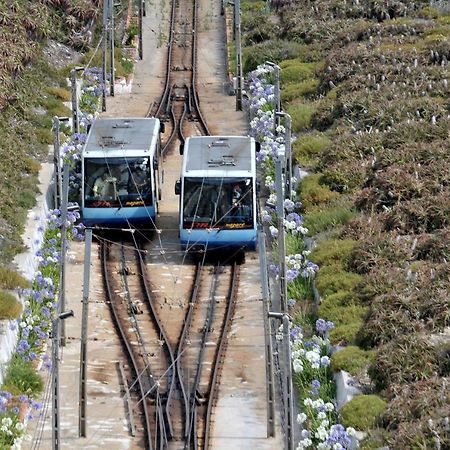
[
  {"x1": 81, "y1": 117, "x2": 163, "y2": 228},
  {"x1": 176, "y1": 136, "x2": 258, "y2": 252}
]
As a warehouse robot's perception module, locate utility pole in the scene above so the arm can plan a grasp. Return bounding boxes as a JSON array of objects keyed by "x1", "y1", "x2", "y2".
[
  {"x1": 275, "y1": 156, "x2": 294, "y2": 450},
  {"x1": 52, "y1": 116, "x2": 69, "y2": 209},
  {"x1": 109, "y1": 0, "x2": 115, "y2": 96},
  {"x1": 234, "y1": 0, "x2": 243, "y2": 110},
  {"x1": 276, "y1": 112, "x2": 293, "y2": 199},
  {"x1": 138, "y1": 0, "x2": 143, "y2": 59},
  {"x1": 70, "y1": 68, "x2": 84, "y2": 134},
  {"x1": 79, "y1": 228, "x2": 92, "y2": 437}
]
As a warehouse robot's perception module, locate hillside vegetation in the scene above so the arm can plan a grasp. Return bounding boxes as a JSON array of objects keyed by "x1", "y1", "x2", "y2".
[
  {"x1": 0, "y1": 0, "x2": 100, "y2": 262},
  {"x1": 241, "y1": 0, "x2": 450, "y2": 447}
]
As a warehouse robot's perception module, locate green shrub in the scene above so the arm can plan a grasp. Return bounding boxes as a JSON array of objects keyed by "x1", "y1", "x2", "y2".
[
  {"x1": 299, "y1": 173, "x2": 340, "y2": 209},
  {"x1": 2, "y1": 355, "x2": 44, "y2": 397},
  {"x1": 292, "y1": 133, "x2": 330, "y2": 167},
  {"x1": 0, "y1": 267, "x2": 29, "y2": 289},
  {"x1": 0, "y1": 291, "x2": 22, "y2": 319},
  {"x1": 304, "y1": 203, "x2": 357, "y2": 235},
  {"x1": 340, "y1": 395, "x2": 387, "y2": 430},
  {"x1": 282, "y1": 79, "x2": 320, "y2": 102},
  {"x1": 280, "y1": 60, "x2": 320, "y2": 84},
  {"x1": 47, "y1": 86, "x2": 71, "y2": 101},
  {"x1": 319, "y1": 299, "x2": 367, "y2": 327},
  {"x1": 311, "y1": 238, "x2": 358, "y2": 267},
  {"x1": 243, "y1": 40, "x2": 307, "y2": 73},
  {"x1": 316, "y1": 265, "x2": 362, "y2": 297},
  {"x1": 286, "y1": 102, "x2": 316, "y2": 131},
  {"x1": 330, "y1": 346, "x2": 375, "y2": 375},
  {"x1": 330, "y1": 320, "x2": 363, "y2": 345}
]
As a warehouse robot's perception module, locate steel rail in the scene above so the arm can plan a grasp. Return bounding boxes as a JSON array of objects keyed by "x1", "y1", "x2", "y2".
[
  {"x1": 135, "y1": 237, "x2": 177, "y2": 442},
  {"x1": 203, "y1": 262, "x2": 240, "y2": 449},
  {"x1": 100, "y1": 241, "x2": 153, "y2": 450},
  {"x1": 175, "y1": 262, "x2": 202, "y2": 440}
]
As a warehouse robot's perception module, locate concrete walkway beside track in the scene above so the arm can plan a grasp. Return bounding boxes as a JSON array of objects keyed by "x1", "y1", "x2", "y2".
[{"x1": 24, "y1": 0, "x2": 283, "y2": 448}]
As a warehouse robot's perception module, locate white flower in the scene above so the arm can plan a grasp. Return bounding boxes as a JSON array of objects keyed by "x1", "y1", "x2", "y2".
[
  {"x1": 315, "y1": 426, "x2": 328, "y2": 441},
  {"x1": 324, "y1": 402, "x2": 335, "y2": 412},
  {"x1": 303, "y1": 398, "x2": 314, "y2": 407},
  {"x1": 346, "y1": 426, "x2": 357, "y2": 437},
  {"x1": 296, "y1": 412, "x2": 307, "y2": 424},
  {"x1": 293, "y1": 359, "x2": 303, "y2": 373},
  {"x1": 318, "y1": 411, "x2": 327, "y2": 419}
]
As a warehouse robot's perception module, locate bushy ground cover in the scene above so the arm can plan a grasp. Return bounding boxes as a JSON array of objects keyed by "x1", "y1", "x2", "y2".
[{"x1": 241, "y1": 0, "x2": 450, "y2": 447}]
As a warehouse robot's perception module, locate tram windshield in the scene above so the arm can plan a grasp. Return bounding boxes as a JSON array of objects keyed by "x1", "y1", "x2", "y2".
[
  {"x1": 182, "y1": 177, "x2": 253, "y2": 229},
  {"x1": 84, "y1": 157, "x2": 153, "y2": 207}
]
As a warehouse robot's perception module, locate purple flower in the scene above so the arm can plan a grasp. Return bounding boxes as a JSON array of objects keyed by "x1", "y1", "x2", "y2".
[
  {"x1": 316, "y1": 318, "x2": 335, "y2": 334},
  {"x1": 287, "y1": 298, "x2": 296, "y2": 307},
  {"x1": 286, "y1": 268, "x2": 299, "y2": 282},
  {"x1": 310, "y1": 379, "x2": 321, "y2": 396},
  {"x1": 290, "y1": 325, "x2": 302, "y2": 340}
]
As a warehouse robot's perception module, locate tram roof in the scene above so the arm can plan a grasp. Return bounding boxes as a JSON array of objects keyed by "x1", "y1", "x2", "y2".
[
  {"x1": 83, "y1": 117, "x2": 160, "y2": 156},
  {"x1": 184, "y1": 136, "x2": 254, "y2": 174}
]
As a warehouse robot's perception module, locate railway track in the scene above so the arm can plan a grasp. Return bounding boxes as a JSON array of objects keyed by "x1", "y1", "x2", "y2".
[
  {"x1": 148, "y1": 0, "x2": 210, "y2": 154},
  {"x1": 101, "y1": 236, "x2": 175, "y2": 449},
  {"x1": 101, "y1": 235, "x2": 240, "y2": 449},
  {"x1": 99, "y1": 0, "x2": 245, "y2": 446}
]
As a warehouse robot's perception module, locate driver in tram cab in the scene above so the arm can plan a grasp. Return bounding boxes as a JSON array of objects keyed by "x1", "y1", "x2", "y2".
[
  {"x1": 127, "y1": 163, "x2": 148, "y2": 194},
  {"x1": 231, "y1": 184, "x2": 242, "y2": 215}
]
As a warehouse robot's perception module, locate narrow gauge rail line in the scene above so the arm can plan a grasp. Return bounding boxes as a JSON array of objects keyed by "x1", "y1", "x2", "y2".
[
  {"x1": 176, "y1": 262, "x2": 240, "y2": 449},
  {"x1": 148, "y1": 0, "x2": 210, "y2": 154},
  {"x1": 101, "y1": 238, "x2": 176, "y2": 450}
]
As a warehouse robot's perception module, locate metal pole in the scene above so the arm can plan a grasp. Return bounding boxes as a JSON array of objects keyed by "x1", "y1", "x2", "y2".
[
  {"x1": 283, "y1": 313, "x2": 295, "y2": 450},
  {"x1": 70, "y1": 70, "x2": 79, "y2": 135},
  {"x1": 51, "y1": 316, "x2": 60, "y2": 450},
  {"x1": 102, "y1": 0, "x2": 108, "y2": 111},
  {"x1": 234, "y1": 0, "x2": 243, "y2": 110},
  {"x1": 109, "y1": 0, "x2": 115, "y2": 96},
  {"x1": 52, "y1": 117, "x2": 62, "y2": 209},
  {"x1": 79, "y1": 228, "x2": 92, "y2": 437},
  {"x1": 138, "y1": 0, "x2": 143, "y2": 59},
  {"x1": 59, "y1": 164, "x2": 70, "y2": 347},
  {"x1": 275, "y1": 157, "x2": 294, "y2": 450},
  {"x1": 284, "y1": 114, "x2": 292, "y2": 199},
  {"x1": 273, "y1": 65, "x2": 280, "y2": 132},
  {"x1": 276, "y1": 112, "x2": 293, "y2": 199},
  {"x1": 258, "y1": 226, "x2": 275, "y2": 438}
]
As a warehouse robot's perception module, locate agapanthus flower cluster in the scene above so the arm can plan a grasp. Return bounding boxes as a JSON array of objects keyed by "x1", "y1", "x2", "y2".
[
  {"x1": 0, "y1": 393, "x2": 43, "y2": 448},
  {"x1": 289, "y1": 322, "x2": 358, "y2": 449},
  {"x1": 284, "y1": 212, "x2": 309, "y2": 235}
]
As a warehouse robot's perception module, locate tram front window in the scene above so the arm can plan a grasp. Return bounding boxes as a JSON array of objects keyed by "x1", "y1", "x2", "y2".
[
  {"x1": 183, "y1": 177, "x2": 253, "y2": 228},
  {"x1": 84, "y1": 157, "x2": 152, "y2": 207}
]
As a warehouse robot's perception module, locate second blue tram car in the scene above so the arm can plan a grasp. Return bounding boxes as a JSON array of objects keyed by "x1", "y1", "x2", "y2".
[
  {"x1": 81, "y1": 117, "x2": 163, "y2": 228},
  {"x1": 176, "y1": 135, "x2": 258, "y2": 252}
]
